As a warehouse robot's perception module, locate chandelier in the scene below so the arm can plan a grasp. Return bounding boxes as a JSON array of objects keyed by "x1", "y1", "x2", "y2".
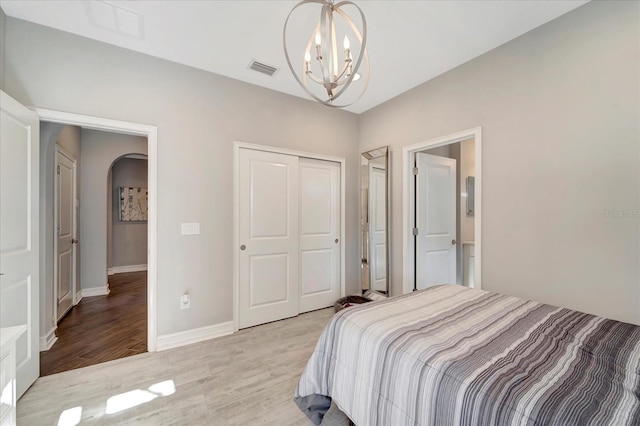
[{"x1": 283, "y1": 0, "x2": 369, "y2": 108}]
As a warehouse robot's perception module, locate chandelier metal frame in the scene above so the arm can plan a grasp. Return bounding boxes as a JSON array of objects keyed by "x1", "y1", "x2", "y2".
[{"x1": 283, "y1": 0, "x2": 370, "y2": 108}]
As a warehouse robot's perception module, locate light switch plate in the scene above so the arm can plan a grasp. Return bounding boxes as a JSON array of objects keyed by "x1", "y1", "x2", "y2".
[{"x1": 181, "y1": 223, "x2": 200, "y2": 235}]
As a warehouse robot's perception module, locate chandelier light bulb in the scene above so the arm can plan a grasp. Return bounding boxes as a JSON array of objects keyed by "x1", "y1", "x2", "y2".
[
  {"x1": 343, "y1": 35, "x2": 350, "y2": 50},
  {"x1": 315, "y1": 30, "x2": 322, "y2": 46},
  {"x1": 304, "y1": 50, "x2": 311, "y2": 62}
]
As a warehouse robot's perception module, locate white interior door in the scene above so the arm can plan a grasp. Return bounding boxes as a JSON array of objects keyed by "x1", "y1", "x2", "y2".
[
  {"x1": 238, "y1": 149, "x2": 299, "y2": 329},
  {"x1": 0, "y1": 91, "x2": 40, "y2": 398},
  {"x1": 299, "y1": 158, "x2": 340, "y2": 313},
  {"x1": 415, "y1": 152, "x2": 456, "y2": 290},
  {"x1": 55, "y1": 147, "x2": 76, "y2": 322},
  {"x1": 369, "y1": 164, "x2": 387, "y2": 292}
]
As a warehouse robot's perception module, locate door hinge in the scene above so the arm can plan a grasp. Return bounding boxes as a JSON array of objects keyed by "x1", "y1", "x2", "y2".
[
  {"x1": 57, "y1": 165, "x2": 60, "y2": 174},
  {"x1": 413, "y1": 167, "x2": 419, "y2": 176},
  {"x1": 412, "y1": 228, "x2": 419, "y2": 236}
]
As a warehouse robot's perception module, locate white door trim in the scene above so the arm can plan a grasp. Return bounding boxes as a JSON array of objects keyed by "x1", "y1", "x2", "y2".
[
  {"x1": 53, "y1": 145, "x2": 78, "y2": 323},
  {"x1": 33, "y1": 108, "x2": 159, "y2": 353},
  {"x1": 233, "y1": 141, "x2": 346, "y2": 332},
  {"x1": 402, "y1": 127, "x2": 482, "y2": 295}
]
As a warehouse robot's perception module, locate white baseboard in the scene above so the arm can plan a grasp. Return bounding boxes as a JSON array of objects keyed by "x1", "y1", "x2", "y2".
[
  {"x1": 75, "y1": 291, "x2": 83, "y2": 305},
  {"x1": 39, "y1": 326, "x2": 58, "y2": 351},
  {"x1": 108, "y1": 264, "x2": 148, "y2": 275},
  {"x1": 157, "y1": 321, "x2": 234, "y2": 351},
  {"x1": 81, "y1": 285, "x2": 110, "y2": 298}
]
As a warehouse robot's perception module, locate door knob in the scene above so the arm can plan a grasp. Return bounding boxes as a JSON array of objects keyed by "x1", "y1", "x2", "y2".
[
  {"x1": 71, "y1": 239, "x2": 79, "y2": 244},
  {"x1": 335, "y1": 239, "x2": 339, "y2": 243},
  {"x1": 240, "y1": 244, "x2": 246, "y2": 251},
  {"x1": 451, "y1": 239, "x2": 457, "y2": 245}
]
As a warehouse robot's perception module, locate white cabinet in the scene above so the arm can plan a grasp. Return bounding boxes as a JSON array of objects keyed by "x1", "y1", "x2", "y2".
[
  {"x1": 1, "y1": 326, "x2": 27, "y2": 426},
  {"x1": 463, "y1": 242, "x2": 475, "y2": 287}
]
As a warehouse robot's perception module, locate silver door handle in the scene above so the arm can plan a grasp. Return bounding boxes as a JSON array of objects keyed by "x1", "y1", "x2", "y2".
[
  {"x1": 451, "y1": 239, "x2": 457, "y2": 245},
  {"x1": 72, "y1": 239, "x2": 79, "y2": 244},
  {"x1": 240, "y1": 245, "x2": 246, "y2": 251}
]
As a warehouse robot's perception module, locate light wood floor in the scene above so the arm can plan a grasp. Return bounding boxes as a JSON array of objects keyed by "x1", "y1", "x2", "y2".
[
  {"x1": 40, "y1": 271, "x2": 147, "y2": 376},
  {"x1": 19, "y1": 307, "x2": 336, "y2": 425}
]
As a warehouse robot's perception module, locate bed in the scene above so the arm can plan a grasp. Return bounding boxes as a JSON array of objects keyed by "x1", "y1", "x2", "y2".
[{"x1": 295, "y1": 285, "x2": 640, "y2": 425}]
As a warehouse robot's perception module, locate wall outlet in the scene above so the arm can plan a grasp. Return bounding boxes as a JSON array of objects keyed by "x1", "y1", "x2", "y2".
[{"x1": 180, "y1": 293, "x2": 191, "y2": 309}]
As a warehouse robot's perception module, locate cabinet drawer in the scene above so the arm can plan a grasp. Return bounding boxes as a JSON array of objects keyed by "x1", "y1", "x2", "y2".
[{"x1": 0, "y1": 351, "x2": 14, "y2": 423}]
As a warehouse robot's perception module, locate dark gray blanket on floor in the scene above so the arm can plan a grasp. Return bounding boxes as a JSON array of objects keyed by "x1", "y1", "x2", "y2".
[{"x1": 295, "y1": 285, "x2": 640, "y2": 425}]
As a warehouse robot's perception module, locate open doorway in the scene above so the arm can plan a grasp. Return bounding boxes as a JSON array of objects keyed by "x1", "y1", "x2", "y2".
[
  {"x1": 402, "y1": 127, "x2": 482, "y2": 294},
  {"x1": 108, "y1": 155, "x2": 149, "y2": 277},
  {"x1": 36, "y1": 110, "x2": 158, "y2": 376}
]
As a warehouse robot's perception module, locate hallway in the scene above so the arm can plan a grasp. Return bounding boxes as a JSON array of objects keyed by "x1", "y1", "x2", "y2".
[{"x1": 40, "y1": 271, "x2": 147, "y2": 376}]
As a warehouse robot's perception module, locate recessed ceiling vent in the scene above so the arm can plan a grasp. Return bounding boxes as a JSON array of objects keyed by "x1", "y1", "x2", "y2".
[{"x1": 248, "y1": 60, "x2": 279, "y2": 77}]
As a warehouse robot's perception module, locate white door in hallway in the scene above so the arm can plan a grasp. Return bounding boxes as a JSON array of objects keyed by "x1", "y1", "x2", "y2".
[
  {"x1": 415, "y1": 152, "x2": 457, "y2": 290},
  {"x1": 55, "y1": 147, "x2": 77, "y2": 321},
  {"x1": 298, "y1": 158, "x2": 341, "y2": 313},
  {"x1": 369, "y1": 164, "x2": 387, "y2": 292},
  {"x1": 0, "y1": 91, "x2": 40, "y2": 398},
  {"x1": 238, "y1": 149, "x2": 299, "y2": 329}
]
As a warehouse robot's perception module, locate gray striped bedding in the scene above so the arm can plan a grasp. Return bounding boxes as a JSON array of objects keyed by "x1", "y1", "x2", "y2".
[{"x1": 294, "y1": 285, "x2": 640, "y2": 425}]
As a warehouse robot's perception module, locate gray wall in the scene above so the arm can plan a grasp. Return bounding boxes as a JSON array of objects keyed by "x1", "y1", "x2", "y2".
[
  {"x1": 109, "y1": 158, "x2": 148, "y2": 269},
  {"x1": 80, "y1": 130, "x2": 147, "y2": 291},
  {"x1": 3, "y1": 17, "x2": 360, "y2": 337},
  {"x1": 5, "y1": 0, "x2": 637, "y2": 340},
  {"x1": 359, "y1": 1, "x2": 640, "y2": 324},
  {"x1": 38, "y1": 124, "x2": 81, "y2": 337}
]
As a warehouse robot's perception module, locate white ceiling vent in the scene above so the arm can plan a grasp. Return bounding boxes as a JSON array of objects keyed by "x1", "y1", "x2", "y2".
[{"x1": 248, "y1": 60, "x2": 279, "y2": 77}]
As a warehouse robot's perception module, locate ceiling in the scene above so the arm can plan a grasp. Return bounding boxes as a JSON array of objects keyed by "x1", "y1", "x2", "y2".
[{"x1": 0, "y1": 0, "x2": 588, "y2": 113}]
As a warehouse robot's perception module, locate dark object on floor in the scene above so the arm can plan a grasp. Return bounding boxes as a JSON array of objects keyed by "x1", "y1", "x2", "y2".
[{"x1": 334, "y1": 295, "x2": 371, "y2": 313}]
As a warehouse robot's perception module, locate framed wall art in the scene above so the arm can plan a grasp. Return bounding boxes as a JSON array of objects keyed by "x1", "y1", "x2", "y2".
[{"x1": 119, "y1": 186, "x2": 148, "y2": 222}]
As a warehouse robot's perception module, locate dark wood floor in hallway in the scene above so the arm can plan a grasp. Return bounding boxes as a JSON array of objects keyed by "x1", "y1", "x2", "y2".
[{"x1": 40, "y1": 271, "x2": 147, "y2": 376}]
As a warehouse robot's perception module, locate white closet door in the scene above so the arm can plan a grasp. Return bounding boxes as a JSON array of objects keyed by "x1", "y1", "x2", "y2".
[
  {"x1": 298, "y1": 158, "x2": 341, "y2": 313},
  {"x1": 238, "y1": 149, "x2": 299, "y2": 329}
]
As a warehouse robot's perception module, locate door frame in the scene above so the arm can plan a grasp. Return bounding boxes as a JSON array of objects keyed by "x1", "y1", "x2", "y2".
[
  {"x1": 233, "y1": 141, "x2": 346, "y2": 332},
  {"x1": 34, "y1": 108, "x2": 159, "y2": 352},
  {"x1": 402, "y1": 127, "x2": 482, "y2": 295},
  {"x1": 53, "y1": 145, "x2": 78, "y2": 322}
]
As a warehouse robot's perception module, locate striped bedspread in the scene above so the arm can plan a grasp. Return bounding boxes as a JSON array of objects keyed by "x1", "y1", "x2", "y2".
[{"x1": 294, "y1": 285, "x2": 640, "y2": 425}]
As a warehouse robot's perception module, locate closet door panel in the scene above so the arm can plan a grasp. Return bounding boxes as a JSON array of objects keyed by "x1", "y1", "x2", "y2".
[
  {"x1": 299, "y1": 158, "x2": 341, "y2": 313},
  {"x1": 238, "y1": 149, "x2": 299, "y2": 328}
]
